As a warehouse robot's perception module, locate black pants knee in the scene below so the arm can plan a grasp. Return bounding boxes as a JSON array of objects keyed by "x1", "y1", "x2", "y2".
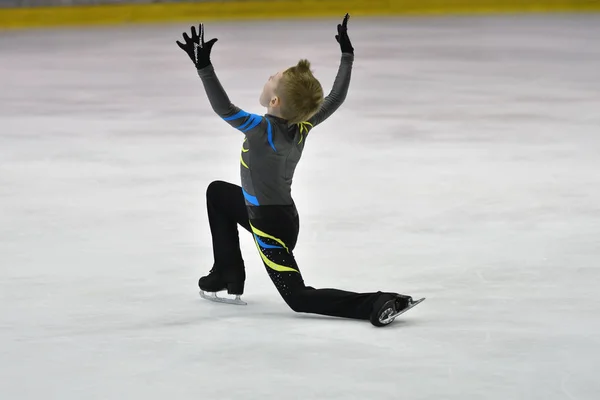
[
  {"x1": 206, "y1": 180, "x2": 386, "y2": 321},
  {"x1": 206, "y1": 180, "x2": 250, "y2": 272}
]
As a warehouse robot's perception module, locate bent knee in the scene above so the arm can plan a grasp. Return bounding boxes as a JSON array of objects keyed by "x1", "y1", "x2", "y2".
[
  {"x1": 287, "y1": 301, "x2": 305, "y2": 313},
  {"x1": 284, "y1": 295, "x2": 307, "y2": 313},
  {"x1": 206, "y1": 180, "x2": 227, "y2": 200}
]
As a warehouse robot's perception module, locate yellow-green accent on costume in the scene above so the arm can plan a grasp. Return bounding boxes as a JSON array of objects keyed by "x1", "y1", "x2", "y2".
[
  {"x1": 250, "y1": 222, "x2": 289, "y2": 252},
  {"x1": 240, "y1": 154, "x2": 249, "y2": 169},
  {"x1": 297, "y1": 121, "x2": 313, "y2": 144},
  {"x1": 252, "y1": 237, "x2": 299, "y2": 273},
  {"x1": 250, "y1": 222, "x2": 298, "y2": 273}
]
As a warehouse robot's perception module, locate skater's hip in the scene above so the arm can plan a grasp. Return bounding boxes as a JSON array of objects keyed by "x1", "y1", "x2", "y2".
[
  {"x1": 247, "y1": 204, "x2": 300, "y2": 251},
  {"x1": 246, "y1": 203, "x2": 298, "y2": 220}
]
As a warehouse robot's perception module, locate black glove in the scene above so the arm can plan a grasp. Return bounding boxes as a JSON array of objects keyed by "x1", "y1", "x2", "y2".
[
  {"x1": 335, "y1": 13, "x2": 354, "y2": 55},
  {"x1": 176, "y1": 24, "x2": 218, "y2": 69}
]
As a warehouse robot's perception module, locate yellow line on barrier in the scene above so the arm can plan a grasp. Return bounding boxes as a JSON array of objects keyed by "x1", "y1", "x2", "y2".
[{"x1": 1, "y1": 0, "x2": 599, "y2": 30}]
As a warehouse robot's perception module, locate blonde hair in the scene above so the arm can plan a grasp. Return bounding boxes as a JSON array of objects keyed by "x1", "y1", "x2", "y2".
[{"x1": 277, "y1": 59, "x2": 324, "y2": 124}]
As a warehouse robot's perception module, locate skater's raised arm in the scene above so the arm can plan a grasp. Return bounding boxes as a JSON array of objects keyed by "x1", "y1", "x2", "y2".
[
  {"x1": 177, "y1": 24, "x2": 261, "y2": 133},
  {"x1": 308, "y1": 54, "x2": 353, "y2": 127},
  {"x1": 197, "y1": 65, "x2": 263, "y2": 132},
  {"x1": 308, "y1": 14, "x2": 354, "y2": 127}
]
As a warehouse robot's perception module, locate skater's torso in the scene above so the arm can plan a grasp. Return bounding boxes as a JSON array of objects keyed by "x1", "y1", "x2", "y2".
[
  {"x1": 197, "y1": 54, "x2": 353, "y2": 207},
  {"x1": 238, "y1": 116, "x2": 311, "y2": 207}
]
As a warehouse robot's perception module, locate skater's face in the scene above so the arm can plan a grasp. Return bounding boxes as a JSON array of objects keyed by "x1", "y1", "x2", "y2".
[{"x1": 260, "y1": 69, "x2": 284, "y2": 109}]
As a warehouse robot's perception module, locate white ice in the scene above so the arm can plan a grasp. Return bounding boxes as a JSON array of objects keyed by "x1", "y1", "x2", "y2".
[{"x1": 1, "y1": 14, "x2": 600, "y2": 400}]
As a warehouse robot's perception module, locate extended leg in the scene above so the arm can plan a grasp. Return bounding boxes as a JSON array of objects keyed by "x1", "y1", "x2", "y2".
[{"x1": 250, "y1": 206, "x2": 397, "y2": 320}]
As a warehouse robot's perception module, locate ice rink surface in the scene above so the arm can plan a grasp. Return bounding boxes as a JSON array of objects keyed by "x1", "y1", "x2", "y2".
[{"x1": 1, "y1": 13, "x2": 600, "y2": 400}]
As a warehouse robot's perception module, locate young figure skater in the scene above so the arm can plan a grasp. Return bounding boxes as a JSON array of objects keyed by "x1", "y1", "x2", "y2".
[{"x1": 176, "y1": 15, "x2": 423, "y2": 327}]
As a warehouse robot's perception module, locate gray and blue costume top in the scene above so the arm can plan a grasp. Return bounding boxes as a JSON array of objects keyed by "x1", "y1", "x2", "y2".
[{"x1": 198, "y1": 53, "x2": 353, "y2": 208}]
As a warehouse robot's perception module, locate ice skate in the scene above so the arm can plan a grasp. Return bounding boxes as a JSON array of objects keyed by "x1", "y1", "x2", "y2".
[
  {"x1": 199, "y1": 290, "x2": 247, "y2": 305},
  {"x1": 370, "y1": 294, "x2": 425, "y2": 327},
  {"x1": 198, "y1": 268, "x2": 247, "y2": 305}
]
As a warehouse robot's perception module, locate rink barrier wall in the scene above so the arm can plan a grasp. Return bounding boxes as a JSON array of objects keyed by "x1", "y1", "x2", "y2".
[{"x1": 1, "y1": 0, "x2": 600, "y2": 29}]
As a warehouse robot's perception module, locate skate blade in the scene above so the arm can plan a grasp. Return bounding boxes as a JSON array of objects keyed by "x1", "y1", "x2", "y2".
[
  {"x1": 380, "y1": 297, "x2": 426, "y2": 324},
  {"x1": 199, "y1": 290, "x2": 247, "y2": 306}
]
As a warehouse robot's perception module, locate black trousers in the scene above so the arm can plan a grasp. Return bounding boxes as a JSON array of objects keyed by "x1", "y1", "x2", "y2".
[{"x1": 206, "y1": 180, "x2": 390, "y2": 320}]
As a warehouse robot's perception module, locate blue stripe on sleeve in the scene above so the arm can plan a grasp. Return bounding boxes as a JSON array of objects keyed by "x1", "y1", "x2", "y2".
[
  {"x1": 241, "y1": 115, "x2": 263, "y2": 133},
  {"x1": 223, "y1": 110, "x2": 250, "y2": 121},
  {"x1": 237, "y1": 117, "x2": 254, "y2": 132},
  {"x1": 242, "y1": 188, "x2": 259, "y2": 206}
]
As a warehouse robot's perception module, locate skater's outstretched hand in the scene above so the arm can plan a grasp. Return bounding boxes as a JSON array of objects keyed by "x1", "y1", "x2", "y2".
[
  {"x1": 335, "y1": 13, "x2": 354, "y2": 55},
  {"x1": 177, "y1": 24, "x2": 218, "y2": 69}
]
